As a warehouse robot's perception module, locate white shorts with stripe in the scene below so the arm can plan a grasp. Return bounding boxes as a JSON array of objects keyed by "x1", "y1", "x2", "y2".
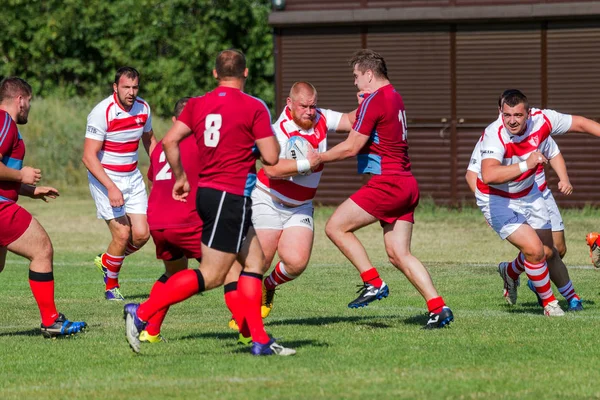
[
  {"x1": 88, "y1": 169, "x2": 148, "y2": 220},
  {"x1": 542, "y1": 189, "x2": 564, "y2": 232},
  {"x1": 251, "y1": 188, "x2": 314, "y2": 231},
  {"x1": 476, "y1": 188, "x2": 551, "y2": 240}
]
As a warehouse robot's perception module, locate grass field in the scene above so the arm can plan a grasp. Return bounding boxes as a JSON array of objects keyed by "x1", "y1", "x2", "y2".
[{"x1": 2, "y1": 196, "x2": 600, "y2": 399}]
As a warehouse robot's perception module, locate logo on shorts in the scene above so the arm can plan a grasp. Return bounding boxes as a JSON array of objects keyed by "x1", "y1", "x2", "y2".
[
  {"x1": 300, "y1": 217, "x2": 312, "y2": 227},
  {"x1": 503, "y1": 212, "x2": 519, "y2": 225}
]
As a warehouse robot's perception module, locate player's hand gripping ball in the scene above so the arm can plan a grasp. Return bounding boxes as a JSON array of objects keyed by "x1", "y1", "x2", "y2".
[{"x1": 285, "y1": 136, "x2": 313, "y2": 161}]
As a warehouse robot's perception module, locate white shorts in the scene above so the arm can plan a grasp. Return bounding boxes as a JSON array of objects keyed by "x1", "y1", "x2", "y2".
[
  {"x1": 88, "y1": 169, "x2": 148, "y2": 220},
  {"x1": 251, "y1": 188, "x2": 314, "y2": 231},
  {"x1": 542, "y1": 189, "x2": 564, "y2": 232},
  {"x1": 476, "y1": 189, "x2": 551, "y2": 240}
]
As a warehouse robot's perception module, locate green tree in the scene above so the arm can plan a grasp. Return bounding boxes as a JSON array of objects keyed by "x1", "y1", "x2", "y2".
[{"x1": 0, "y1": 0, "x2": 274, "y2": 116}]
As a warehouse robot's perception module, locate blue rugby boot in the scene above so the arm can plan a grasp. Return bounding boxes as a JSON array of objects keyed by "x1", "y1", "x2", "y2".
[
  {"x1": 251, "y1": 338, "x2": 296, "y2": 356},
  {"x1": 123, "y1": 303, "x2": 146, "y2": 353},
  {"x1": 348, "y1": 281, "x2": 389, "y2": 309},
  {"x1": 527, "y1": 280, "x2": 543, "y2": 307},
  {"x1": 41, "y1": 313, "x2": 87, "y2": 338},
  {"x1": 424, "y1": 306, "x2": 454, "y2": 329}
]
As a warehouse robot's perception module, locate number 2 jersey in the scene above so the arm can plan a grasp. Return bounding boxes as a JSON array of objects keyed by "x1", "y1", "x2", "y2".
[
  {"x1": 177, "y1": 87, "x2": 275, "y2": 197},
  {"x1": 147, "y1": 137, "x2": 202, "y2": 230}
]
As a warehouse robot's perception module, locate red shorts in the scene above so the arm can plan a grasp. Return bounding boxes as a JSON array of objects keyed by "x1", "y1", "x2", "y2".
[
  {"x1": 0, "y1": 202, "x2": 33, "y2": 247},
  {"x1": 150, "y1": 224, "x2": 203, "y2": 261},
  {"x1": 350, "y1": 174, "x2": 419, "y2": 226}
]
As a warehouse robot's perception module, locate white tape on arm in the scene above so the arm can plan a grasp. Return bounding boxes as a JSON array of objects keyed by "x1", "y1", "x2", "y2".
[
  {"x1": 297, "y1": 159, "x2": 311, "y2": 174},
  {"x1": 518, "y1": 161, "x2": 528, "y2": 173}
]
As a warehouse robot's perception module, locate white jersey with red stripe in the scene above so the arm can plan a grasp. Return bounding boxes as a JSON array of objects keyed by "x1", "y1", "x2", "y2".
[
  {"x1": 85, "y1": 93, "x2": 153, "y2": 174},
  {"x1": 469, "y1": 133, "x2": 560, "y2": 193},
  {"x1": 255, "y1": 107, "x2": 342, "y2": 206},
  {"x1": 477, "y1": 108, "x2": 571, "y2": 199}
]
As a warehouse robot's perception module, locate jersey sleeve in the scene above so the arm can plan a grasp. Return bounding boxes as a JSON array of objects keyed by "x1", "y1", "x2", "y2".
[
  {"x1": 85, "y1": 105, "x2": 108, "y2": 142},
  {"x1": 543, "y1": 109, "x2": 572, "y2": 136},
  {"x1": 0, "y1": 114, "x2": 17, "y2": 159},
  {"x1": 480, "y1": 126, "x2": 505, "y2": 162},
  {"x1": 144, "y1": 105, "x2": 153, "y2": 133},
  {"x1": 352, "y1": 93, "x2": 380, "y2": 136},
  {"x1": 467, "y1": 140, "x2": 482, "y2": 174},
  {"x1": 321, "y1": 109, "x2": 343, "y2": 132},
  {"x1": 252, "y1": 101, "x2": 276, "y2": 141},
  {"x1": 541, "y1": 136, "x2": 560, "y2": 159}
]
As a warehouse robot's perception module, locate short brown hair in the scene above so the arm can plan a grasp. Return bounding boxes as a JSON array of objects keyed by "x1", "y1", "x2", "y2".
[
  {"x1": 500, "y1": 89, "x2": 528, "y2": 111},
  {"x1": 0, "y1": 77, "x2": 32, "y2": 103},
  {"x1": 215, "y1": 49, "x2": 246, "y2": 79},
  {"x1": 173, "y1": 97, "x2": 191, "y2": 118},
  {"x1": 349, "y1": 49, "x2": 389, "y2": 80},
  {"x1": 114, "y1": 66, "x2": 140, "y2": 85}
]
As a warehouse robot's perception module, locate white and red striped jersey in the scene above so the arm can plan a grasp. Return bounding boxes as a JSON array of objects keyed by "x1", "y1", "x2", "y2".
[
  {"x1": 85, "y1": 93, "x2": 153, "y2": 174},
  {"x1": 477, "y1": 108, "x2": 571, "y2": 198},
  {"x1": 469, "y1": 134, "x2": 560, "y2": 193},
  {"x1": 255, "y1": 107, "x2": 342, "y2": 206}
]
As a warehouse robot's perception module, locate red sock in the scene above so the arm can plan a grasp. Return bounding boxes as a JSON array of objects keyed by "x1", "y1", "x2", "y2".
[
  {"x1": 102, "y1": 252, "x2": 124, "y2": 290},
  {"x1": 238, "y1": 272, "x2": 270, "y2": 344},
  {"x1": 360, "y1": 268, "x2": 383, "y2": 288},
  {"x1": 264, "y1": 261, "x2": 298, "y2": 291},
  {"x1": 224, "y1": 282, "x2": 250, "y2": 337},
  {"x1": 124, "y1": 241, "x2": 140, "y2": 256},
  {"x1": 29, "y1": 271, "x2": 59, "y2": 327},
  {"x1": 144, "y1": 274, "x2": 170, "y2": 336},
  {"x1": 138, "y1": 269, "x2": 204, "y2": 322},
  {"x1": 426, "y1": 296, "x2": 446, "y2": 314}
]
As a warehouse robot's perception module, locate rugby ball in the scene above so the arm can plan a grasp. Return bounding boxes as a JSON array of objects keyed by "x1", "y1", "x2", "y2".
[{"x1": 285, "y1": 136, "x2": 313, "y2": 160}]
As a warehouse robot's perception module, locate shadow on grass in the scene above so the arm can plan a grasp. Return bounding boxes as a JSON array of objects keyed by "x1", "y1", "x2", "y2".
[
  {"x1": 0, "y1": 328, "x2": 41, "y2": 337},
  {"x1": 229, "y1": 339, "x2": 329, "y2": 354},
  {"x1": 265, "y1": 315, "x2": 400, "y2": 329}
]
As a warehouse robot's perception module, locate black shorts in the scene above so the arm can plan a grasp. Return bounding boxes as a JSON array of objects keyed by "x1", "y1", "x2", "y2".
[{"x1": 196, "y1": 187, "x2": 252, "y2": 254}]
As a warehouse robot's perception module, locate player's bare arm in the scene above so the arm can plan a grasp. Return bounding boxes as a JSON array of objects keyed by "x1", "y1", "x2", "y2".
[
  {"x1": 255, "y1": 135, "x2": 280, "y2": 166},
  {"x1": 320, "y1": 129, "x2": 369, "y2": 164},
  {"x1": 0, "y1": 154, "x2": 40, "y2": 184},
  {"x1": 465, "y1": 170, "x2": 477, "y2": 193},
  {"x1": 142, "y1": 129, "x2": 157, "y2": 156},
  {"x1": 548, "y1": 153, "x2": 573, "y2": 195},
  {"x1": 263, "y1": 146, "x2": 320, "y2": 179},
  {"x1": 336, "y1": 110, "x2": 357, "y2": 132},
  {"x1": 480, "y1": 152, "x2": 547, "y2": 185},
  {"x1": 569, "y1": 115, "x2": 600, "y2": 137},
  {"x1": 163, "y1": 120, "x2": 193, "y2": 202},
  {"x1": 82, "y1": 137, "x2": 124, "y2": 207},
  {"x1": 19, "y1": 184, "x2": 59, "y2": 202}
]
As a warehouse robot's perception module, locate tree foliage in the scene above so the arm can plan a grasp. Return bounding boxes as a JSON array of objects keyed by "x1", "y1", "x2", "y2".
[{"x1": 0, "y1": 0, "x2": 274, "y2": 116}]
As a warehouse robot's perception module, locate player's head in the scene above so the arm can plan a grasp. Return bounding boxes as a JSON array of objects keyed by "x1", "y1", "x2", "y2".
[
  {"x1": 287, "y1": 81, "x2": 318, "y2": 131},
  {"x1": 172, "y1": 97, "x2": 191, "y2": 123},
  {"x1": 0, "y1": 76, "x2": 33, "y2": 124},
  {"x1": 499, "y1": 89, "x2": 530, "y2": 135},
  {"x1": 349, "y1": 49, "x2": 389, "y2": 91},
  {"x1": 214, "y1": 49, "x2": 248, "y2": 82},
  {"x1": 113, "y1": 66, "x2": 140, "y2": 110}
]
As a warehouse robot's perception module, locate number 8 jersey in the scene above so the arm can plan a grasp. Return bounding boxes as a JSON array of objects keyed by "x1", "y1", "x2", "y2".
[
  {"x1": 147, "y1": 136, "x2": 202, "y2": 230},
  {"x1": 177, "y1": 87, "x2": 275, "y2": 197}
]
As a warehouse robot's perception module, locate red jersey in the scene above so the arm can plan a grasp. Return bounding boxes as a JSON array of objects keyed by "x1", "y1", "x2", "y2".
[
  {"x1": 0, "y1": 110, "x2": 25, "y2": 203},
  {"x1": 147, "y1": 137, "x2": 202, "y2": 230},
  {"x1": 177, "y1": 87, "x2": 275, "y2": 196},
  {"x1": 353, "y1": 84, "x2": 411, "y2": 175}
]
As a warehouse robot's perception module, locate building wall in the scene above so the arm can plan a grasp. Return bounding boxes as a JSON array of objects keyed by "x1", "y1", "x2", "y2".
[{"x1": 271, "y1": 2, "x2": 600, "y2": 207}]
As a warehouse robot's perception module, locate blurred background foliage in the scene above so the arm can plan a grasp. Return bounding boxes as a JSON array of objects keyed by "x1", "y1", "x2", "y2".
[{"x1": 0, "y1": 0, "x2": 274, "y2": 117}]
